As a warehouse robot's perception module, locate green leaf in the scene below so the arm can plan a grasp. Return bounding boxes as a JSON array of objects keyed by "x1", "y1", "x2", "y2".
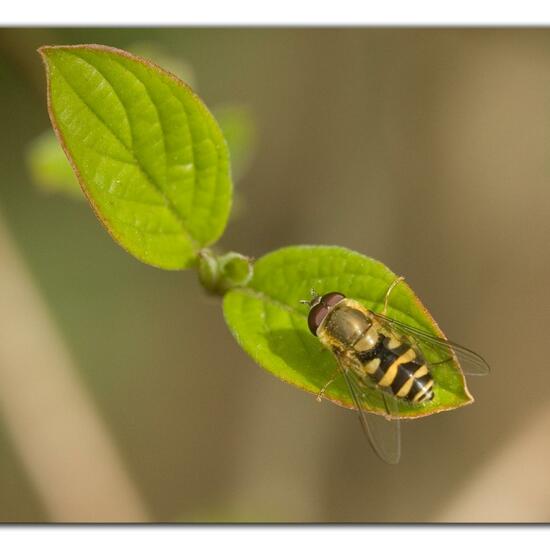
[
  {"x1": 26, "y1": 130, "x2": 82, "y2": 198},
  {"x1": 223, "y1": 245, "x2": 473, "y2": 419},
  {"x1": 39, "y1": 44, "x2": 232, "y2": 270}
]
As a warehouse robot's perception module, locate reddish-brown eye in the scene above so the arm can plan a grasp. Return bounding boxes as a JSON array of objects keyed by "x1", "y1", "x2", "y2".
[
  {"x1": 308, "y1": 303, "x2": 329, "y2": 335},
  {"x1": 321, "y1": 292, "x2": 345, "y2": 308}
]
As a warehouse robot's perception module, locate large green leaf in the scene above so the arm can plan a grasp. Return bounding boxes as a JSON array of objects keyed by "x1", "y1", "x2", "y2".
[
  {"x1": 223, "y1": 245, "x2": 473, "y2": 419},
  {"x1": 39, "y1": 44, "x2": 232, "y2": 269}
]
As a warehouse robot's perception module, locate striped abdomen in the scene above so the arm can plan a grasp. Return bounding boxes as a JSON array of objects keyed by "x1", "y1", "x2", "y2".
[{"x1": 356, "y1": 334, "x2": 434, "y2": 403}]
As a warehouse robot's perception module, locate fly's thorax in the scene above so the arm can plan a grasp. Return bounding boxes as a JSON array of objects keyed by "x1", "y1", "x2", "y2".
[{"x1": 318, "y1": 299, "x2": 377, "y2": 349}]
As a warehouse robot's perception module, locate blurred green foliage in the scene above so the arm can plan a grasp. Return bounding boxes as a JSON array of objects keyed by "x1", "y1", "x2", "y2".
[
  {"x1": 213, "y1": 104, "x2": 257, "y2": 183},
  {"x1": 26, "y1": 130, "x2": 84, "y2": 199}
]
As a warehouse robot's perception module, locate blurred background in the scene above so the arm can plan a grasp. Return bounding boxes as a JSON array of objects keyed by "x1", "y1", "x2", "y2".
[{"x1": 0, "y1": 28, "x2": 549, "y2": 522}]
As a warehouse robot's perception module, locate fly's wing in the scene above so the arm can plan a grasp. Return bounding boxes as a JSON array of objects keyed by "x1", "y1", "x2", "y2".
[
  {"x1": 371, "y1": 312, "x2": 490, "y2": 376},
  {"x1": 336, "y1": 353, "x2": 401, "y2": 464}
]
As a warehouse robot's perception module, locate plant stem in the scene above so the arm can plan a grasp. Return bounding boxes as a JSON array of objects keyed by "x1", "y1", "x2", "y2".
[{"x1": 0, "y1": 210, "x2": 149, "y2": 521}]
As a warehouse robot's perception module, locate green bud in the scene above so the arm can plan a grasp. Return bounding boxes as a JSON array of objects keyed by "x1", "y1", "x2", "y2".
[{"x1": 197, "y1": 249, "x2": 254, "y2": 295}]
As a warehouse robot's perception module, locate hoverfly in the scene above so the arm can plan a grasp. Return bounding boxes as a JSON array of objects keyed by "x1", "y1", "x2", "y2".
[{"x1": 301, "y1": 277, "x2": 489, "y2": 464}]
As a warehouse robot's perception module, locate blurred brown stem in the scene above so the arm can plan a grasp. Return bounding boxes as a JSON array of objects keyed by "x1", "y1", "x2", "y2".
[
  {"x1": 435, "y1": 405, "x2": 550, "y2": 522},
  {"x1": 0, "y1": 210, "x2": 149, "y2": 522}
]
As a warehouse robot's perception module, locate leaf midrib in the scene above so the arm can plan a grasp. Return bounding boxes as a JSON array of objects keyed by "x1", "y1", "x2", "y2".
[{"x1": 110, "y1": 51, "x2": 225, "y2": 245}]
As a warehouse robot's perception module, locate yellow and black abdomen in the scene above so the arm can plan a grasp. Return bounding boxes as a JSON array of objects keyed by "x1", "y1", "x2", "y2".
[{"x1": 356, "y1": 335, "x2": 434, "y2": 403}]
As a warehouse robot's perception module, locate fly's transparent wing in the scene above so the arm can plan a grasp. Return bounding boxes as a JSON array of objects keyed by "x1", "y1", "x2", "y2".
[
  {"x1": 336, "y1": 355, "x2": 401, "y2": 464},
  {"x1": 372, "y1": 312, "x2": 490, "y2": 376}
]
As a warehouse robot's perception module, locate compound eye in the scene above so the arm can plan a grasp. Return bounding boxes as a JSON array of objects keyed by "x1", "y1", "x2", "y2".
[
  {"x1": 308, "y1": 303, "x2": 329, "y2": 335},
  {"x1": 321, "y1": 292, "x2": 346, "y2": 308}
]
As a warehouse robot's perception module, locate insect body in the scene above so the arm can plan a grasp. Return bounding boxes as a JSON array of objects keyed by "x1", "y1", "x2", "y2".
[
  {"x1": 317, "y1": 296, "x2": 434, "y2": 404},
  {"x1": 302, "y1": 280, "x2": 489, "y2": 464}
]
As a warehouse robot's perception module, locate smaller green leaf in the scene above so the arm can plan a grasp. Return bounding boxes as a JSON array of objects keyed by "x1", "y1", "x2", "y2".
[
  {"x1": 39, "y1": 44, "x2": 232, "y2": 270},
  {"x1": 26, "y1": 130, "x2": 82, "y2": 198},
  {"x1": 223, "y1": 245, "x2": 473, "y2": 419}
]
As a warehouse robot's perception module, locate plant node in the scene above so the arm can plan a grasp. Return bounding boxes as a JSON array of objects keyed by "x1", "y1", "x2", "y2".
[{"x1": 198, "y1": 249, "x2": 254, "y2": 296}]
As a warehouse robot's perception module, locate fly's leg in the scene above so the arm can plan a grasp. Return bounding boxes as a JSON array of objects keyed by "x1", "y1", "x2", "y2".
[
  {"x1": 316, "y1": 371, "x2": 341, "y2": 402},
  {"x1": 382, "y1": 276, "x2": 405, "y2": 316}
]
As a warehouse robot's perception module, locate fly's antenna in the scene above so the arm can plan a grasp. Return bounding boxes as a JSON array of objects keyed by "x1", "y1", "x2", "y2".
[{"x1": 299, "y1": 288, "x2": 319, "y2": 307}]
